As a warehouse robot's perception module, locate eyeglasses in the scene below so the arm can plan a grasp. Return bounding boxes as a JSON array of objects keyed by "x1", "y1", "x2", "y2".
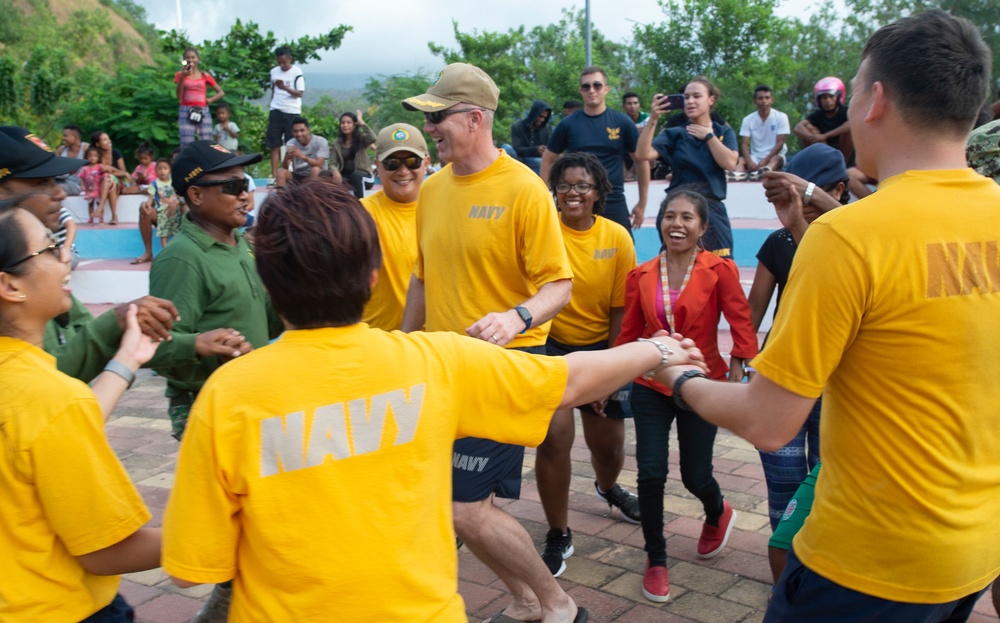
[
  {"x1": 2, "y1": 232, "x2": 59, "y2": 271},
  {"x1": 555, "y1": 183, "x2": 594, "y2": 194},
  {"x1": 424, "y1": 107, "x2": 481, "y2": 125},
  {"x1": 191, "y1": 177, "x2": 249, "y2": 196},
  {"x1": 579, "y1": 82, "x2": 605, "y2": 91},
  {"x1": 381, "y1": 156, "x2": 423, "y2": 171}
]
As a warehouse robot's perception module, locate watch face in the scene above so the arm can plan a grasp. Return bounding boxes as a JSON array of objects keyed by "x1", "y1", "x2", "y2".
[{"x1": 515, "y1": 306, "x2": 532, "y2": 328}]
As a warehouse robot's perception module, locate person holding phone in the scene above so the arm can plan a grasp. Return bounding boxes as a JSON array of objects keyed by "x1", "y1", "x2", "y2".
[
  {"x1": 175, "y1": 47, "x2": 225, "y2": 146},
  {"x1": 636, "y1": 77, "x2": 739, "y2": 259}
]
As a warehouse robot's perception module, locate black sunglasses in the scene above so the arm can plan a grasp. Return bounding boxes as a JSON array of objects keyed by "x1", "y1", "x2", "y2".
[
  {"x1": 2, "y1": 232, "x2": 60, "y2": 271},
  {"x1": 424, "y1": 107, "x2": 480, "y2": 125},
  {"x1": 580, "y1": 82, "x2": 605, "y2": 91},
  {"x1": 382, "y1": 155, "x2": 423, "y2": 171},
  {"x1": 192, "y1": 177, "x2": 249, "y2": 196}
]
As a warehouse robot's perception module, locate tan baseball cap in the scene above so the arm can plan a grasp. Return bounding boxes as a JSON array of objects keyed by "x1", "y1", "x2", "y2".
[
  {"x1": 376, "y1": 123, "x2": 428, "y2": 160},
  {"x1": 401, "y1": 63, "x2": 499, "y2": 112}
]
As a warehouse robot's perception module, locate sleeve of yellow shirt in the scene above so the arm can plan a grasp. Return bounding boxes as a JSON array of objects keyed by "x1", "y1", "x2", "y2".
[{"x1": 752, "y1": 218, "x2": 869, "y2": 398}]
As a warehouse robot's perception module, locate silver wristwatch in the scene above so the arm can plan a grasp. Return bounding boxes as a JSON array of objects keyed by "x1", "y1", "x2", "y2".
[{"x1": 638, "y1": 338, "x2": 673, "y2": 380}]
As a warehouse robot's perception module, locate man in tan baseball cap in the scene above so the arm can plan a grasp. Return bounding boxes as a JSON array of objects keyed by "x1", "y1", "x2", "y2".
[
  {"x1": 400, "y1": 64, "x2": 585, "y2": 623},
  {"x1": 360, "y1": 123, "x2": 430, "y2": 331}
]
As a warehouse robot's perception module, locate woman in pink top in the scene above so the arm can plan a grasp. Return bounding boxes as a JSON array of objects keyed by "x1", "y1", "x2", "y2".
[{"x1": 175, "y1": 47, "x2": 225, "y2": 146}]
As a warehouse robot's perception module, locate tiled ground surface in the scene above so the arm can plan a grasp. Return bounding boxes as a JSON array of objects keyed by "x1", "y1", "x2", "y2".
[{"x1": 106, "y1": 372, "x2": 998, "y2": 623}]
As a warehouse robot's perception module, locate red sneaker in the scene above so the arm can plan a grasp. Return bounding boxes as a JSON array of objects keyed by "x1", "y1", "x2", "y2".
[
  {"x1": 641, "y1": 561, "x2": 670, "y2": 603},
  {"x1": 697, "y1": 500, "x2": 737, "y2": 558}
]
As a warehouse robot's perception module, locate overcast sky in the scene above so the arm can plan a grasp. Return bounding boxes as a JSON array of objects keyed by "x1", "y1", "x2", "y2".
[{"x1": 138, "y1": 0, "x2": 831, "y2": 76}]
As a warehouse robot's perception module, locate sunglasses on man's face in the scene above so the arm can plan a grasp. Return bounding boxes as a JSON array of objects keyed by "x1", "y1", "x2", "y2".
[
  {"x1": 424, "y1": 107, "x2": 479, "y2": 125},
  {"x1": 580, "y1": 82, "x2": 605, "y2": 91},
  {"x1": 192, "y1": 177, "x2": 249, "y2": 196},
  {"x1": 381, "y1": 156, "x2": 423, "y2": 172}
]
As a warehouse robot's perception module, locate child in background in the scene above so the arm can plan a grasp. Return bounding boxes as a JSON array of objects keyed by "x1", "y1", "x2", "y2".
[
  {"x1": 150, "y1": 159, "x2": 181, "y2": 249},
  {"x1": 53, "y1": 206, "x2": 80, "y2": 269},
  {"x1": 125, "y1": 143, "x2": 157, "y2": 194},
  {"x1": 79, "y1": 146, "x2": 105, "y2": 224},
  {"x1": 213, "y1": 102, "x2": 240, "y2": 152}
]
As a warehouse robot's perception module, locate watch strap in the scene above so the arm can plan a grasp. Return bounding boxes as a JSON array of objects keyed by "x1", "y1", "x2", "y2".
[
  {"x1": 672, "y1": 369, "x2": 708, "y2": 411},
  {"x1": 514, "y1": 306, "x2": 532, "y2": 333},
  {"x1": 103, "y1": 360, "x2": 136, "y2": 389}
]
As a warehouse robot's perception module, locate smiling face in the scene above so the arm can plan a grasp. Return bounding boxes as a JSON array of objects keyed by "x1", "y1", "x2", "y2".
[
  {"x1": 683, "y1": 81, "x2": 715, "y2": 122},
  {"x1": 660, "y1": 196, "x2": 707, "y2": 255},
  {"x1": 61, "y1": 128, "x2": 80, "y2": 149},
  {"x1": 183, "y1": 49, "x2": 199, "y2": 67},
  {"x1": 423, "y1": 106, "x2": 476, "y2": 165},
  {"x1": 97, "y1": 133, "x2": 112, "y2": 152},
  {"x1": 556, "y1": 166, "x2": 597, "y2": 228},
  {"x1": 376, "y1": 150, "x2": 428, "y2": 205},
  {"x1": 292, "y1": 122, "x2": 311, "y2": 145},
  {"x1": 187, "y1": 166, "x2": 250, "y2": 233},
  {"x1": 7, "y1": 210, "x2": 72, "y2": 319}
]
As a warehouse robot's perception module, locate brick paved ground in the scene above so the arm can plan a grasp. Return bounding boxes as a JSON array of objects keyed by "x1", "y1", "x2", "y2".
[{"x1": 105, "y1": 371, "x2": 998, "y2": 623}]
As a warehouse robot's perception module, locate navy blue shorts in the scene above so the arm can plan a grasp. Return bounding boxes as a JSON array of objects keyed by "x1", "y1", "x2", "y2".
[
  {"x1": 80, "y1": 594, "x2": 134, "y2": 623},
  {"x1": 765, "y1": 547, "x2": 987, "y2": 623},
  {"x1": 452, "y1": 344, "x2": 545, "y2": 503},
  {"x1": 545, "y1": 337, "x2": 632, "y2": 419}
]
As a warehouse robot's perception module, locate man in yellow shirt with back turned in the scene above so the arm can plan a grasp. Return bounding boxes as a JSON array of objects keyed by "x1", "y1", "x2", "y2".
[{"x1": 660, "y1": 11, "x2": 1000, "y2": 623}]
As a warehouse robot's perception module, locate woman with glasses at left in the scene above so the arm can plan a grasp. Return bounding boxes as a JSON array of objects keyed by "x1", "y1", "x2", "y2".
[
  {"x1": 533, "y1": 152, "x2": 639, "y2": 578},
  {"x1": 0, "y1": 199, "x2": 162, "y2": 622}
]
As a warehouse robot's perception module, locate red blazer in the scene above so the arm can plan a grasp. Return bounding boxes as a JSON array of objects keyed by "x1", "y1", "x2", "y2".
[{"x1": 614, "y1": 251, "x2": 759, "y2": 394}]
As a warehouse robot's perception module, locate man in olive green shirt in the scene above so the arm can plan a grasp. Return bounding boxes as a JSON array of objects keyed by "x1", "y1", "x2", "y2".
[{"x1": 149, "y1": 141, "x2": 282, "y2": 441}]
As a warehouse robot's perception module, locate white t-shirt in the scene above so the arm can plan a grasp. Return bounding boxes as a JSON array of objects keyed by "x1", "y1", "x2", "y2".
[
  {"x1": 739, "y1": 108, "x2": 789, "y2": 162},
  {"x1": 269, "y1": 65, "x2": 305, "y2": 114}
]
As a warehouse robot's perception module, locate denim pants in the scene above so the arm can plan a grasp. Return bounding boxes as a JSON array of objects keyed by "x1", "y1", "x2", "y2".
[
  {"x1": 80, "y1": 594, "x2": 134, "y2": 622},
  {"x1": 759, "y1": 397, "x2": 822, "y2": 530},
  {"x1": 632, "y1": 383, "x2": 724, "y2": 564}
]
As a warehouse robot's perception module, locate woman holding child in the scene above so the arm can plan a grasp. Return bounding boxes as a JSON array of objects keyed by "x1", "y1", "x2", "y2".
[{"x1": 614, "y1": 186, "x2": 758, "y2": 603}]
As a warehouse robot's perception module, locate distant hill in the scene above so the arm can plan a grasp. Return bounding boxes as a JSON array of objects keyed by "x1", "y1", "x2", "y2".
[
  {"x1": 303, "y1": 73, "x2": 374, "y2": 91},
  {"x1": 3, "y1": 0, "x2": 156, "y2": 67}
]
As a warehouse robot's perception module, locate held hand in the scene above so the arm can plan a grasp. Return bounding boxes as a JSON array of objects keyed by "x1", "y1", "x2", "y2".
[
  {"x1": 114, "y1": 304, "x2": 159, "y2": 369},
  {"x1": 590, "y1": 397, "x2": 610, "y2": 418},
  {"x1": 772, "y1": 178, "x2": 808, "y2": 233},
  {"x1": 761, "y1": 171, "x2": 807, "y2": 210},
  {"x1": 286, "y1": 146, "x2": 301, "y2": 159},
  {"x1": 537, "y1": 145, "x2": 546, "y2": 156},
  {"x1": 274, "y1": 78, "x2": 285, "y2": 90},
  {"x1": 194, "y1": 328, "x2": 251, "y2": 359},
  {"x1": 647, "y1": 332, "x2": 709, "y2": 374},
  {"x1": 115, "y1": 296, "x2": 180, "y2": 342},
  {"x1": 465, "y1": 309, "x2": 525, "y2": 347},
  {"x1": 630, "y1": 204, "x2": 646, "y2": 230}
]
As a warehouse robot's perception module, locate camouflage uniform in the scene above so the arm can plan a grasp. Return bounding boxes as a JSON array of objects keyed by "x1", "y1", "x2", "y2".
[{"x1": 967, "y1": 119, "x2": 1000, "y2": 183}]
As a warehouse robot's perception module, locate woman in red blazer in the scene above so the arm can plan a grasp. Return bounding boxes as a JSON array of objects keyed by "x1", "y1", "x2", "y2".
[{"x1": 614, "y1": 187, "x2": 758, "y2": 603}]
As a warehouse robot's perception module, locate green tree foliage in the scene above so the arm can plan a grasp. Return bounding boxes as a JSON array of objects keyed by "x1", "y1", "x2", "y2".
[
  {"x1": 363, "y1": 72, "x2": 435, "y2": 158},
  {"x1": 632, "y1": 0, "x2": 792, "y2": 128},
  {"x1": 427, "y1": 9, "x2": 631, "y2": 145}
]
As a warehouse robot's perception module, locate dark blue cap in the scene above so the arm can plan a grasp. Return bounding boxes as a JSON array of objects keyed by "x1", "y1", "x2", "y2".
[{"x1": 786, "y1": 144, "x2": 848, "y2": 188}]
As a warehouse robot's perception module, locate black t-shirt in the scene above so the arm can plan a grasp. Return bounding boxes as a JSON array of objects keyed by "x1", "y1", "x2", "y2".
[
  {"x1": 806, "y1": 105, "x2": 849, "y2": 149},
  {"x1": 756, "y1": 227, "x2": 797, "y2": 319},
  {"x1": 547, "y1": 108, "x2": 638, "y2": 207}
]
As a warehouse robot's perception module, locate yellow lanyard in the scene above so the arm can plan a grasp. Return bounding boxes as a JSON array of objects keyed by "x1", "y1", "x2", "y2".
[{"x1": 659, "y1": 249, "x2": 698, "y2": 332}]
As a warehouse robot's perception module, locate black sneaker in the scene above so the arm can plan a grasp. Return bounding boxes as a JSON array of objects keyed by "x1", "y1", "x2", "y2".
[
  {"x1": 596, "y1": 481, "x2": 641, "y2": 524},
  {"x1": 541, "y1": 528, "x2": 574, "y2": 577}
]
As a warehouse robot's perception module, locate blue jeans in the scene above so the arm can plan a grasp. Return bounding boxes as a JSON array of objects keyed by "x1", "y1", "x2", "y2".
[
  {"x1": 759, "y1": 397, "x2": 821, "y2": 530},
  {"x1": 765, "y1": 548, "x2": 986, "y2": 623},
  {"x1": 632, "y1": 383, "x2": 724, "y2": 564},
  {"x1": 500, "y1": 144, "x2": 542, "y2": 174}
]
